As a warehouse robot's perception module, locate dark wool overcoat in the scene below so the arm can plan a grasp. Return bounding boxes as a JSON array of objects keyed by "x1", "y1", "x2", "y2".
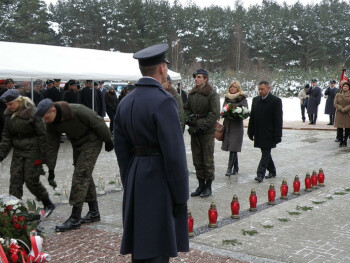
[
  {"x1": 324, "y1": 87, "x2": 337, "y2": 115},
  {"x1": 248, "y1": 93, "x2": 283, "y2": 149},
  {"x1": 221, "y1": 94, "x2": 248, "y2": 152},
  {"x1": 114, "y1": 77, "x2": 189, "y2": 259},
  {"x1": 44, "y1": 86, "x2": 64, "y2": 102},
  {"x1": 306, "y1": 86, "x2": 322, "y2": 114}
]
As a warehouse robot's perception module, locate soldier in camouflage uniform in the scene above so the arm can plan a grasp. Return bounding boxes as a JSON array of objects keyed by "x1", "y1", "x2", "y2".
[
  {"x1": 185, "y1": 69, "x2": 220, "y2": 197},
  {"x1": 35, "y1": 98, "x2": 114, "y2": 232},
  {"x1": 0, "y1": 89, "x2": 55, "y2": 218}
]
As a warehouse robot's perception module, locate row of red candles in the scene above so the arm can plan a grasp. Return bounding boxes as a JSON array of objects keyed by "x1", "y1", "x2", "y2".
[{"x1": 188, "y1": 168, "x2": 325, "y2": 237}]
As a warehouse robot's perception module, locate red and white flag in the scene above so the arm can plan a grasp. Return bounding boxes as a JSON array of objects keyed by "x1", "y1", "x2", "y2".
[{"x1": 340, "y1": 69, "x2": 349, "y2": 88}]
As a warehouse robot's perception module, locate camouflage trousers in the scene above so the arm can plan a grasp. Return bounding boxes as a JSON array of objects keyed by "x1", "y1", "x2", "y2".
[
  {"x1": 70, "y1": 139, "x2": 102, "y2": 208},
  {"x1": 9, "y1": 156, "x2": 49, "y2": 201},
  {"x1": 190, "y1": 133, "x2": 215, "y2": 181}
]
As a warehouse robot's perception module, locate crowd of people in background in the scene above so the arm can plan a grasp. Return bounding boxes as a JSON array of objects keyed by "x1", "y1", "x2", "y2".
[{"x1": 298, "y1": 79, "x2": 350, "y2": 147}]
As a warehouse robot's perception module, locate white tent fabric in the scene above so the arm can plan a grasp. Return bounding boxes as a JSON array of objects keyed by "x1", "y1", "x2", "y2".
[{"x1": 0, "y1": 41, "x2": 181, "y2": 81}]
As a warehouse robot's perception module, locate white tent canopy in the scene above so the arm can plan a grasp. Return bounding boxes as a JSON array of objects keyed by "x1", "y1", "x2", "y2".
[{"x1": 0, "y1": 41, "x2": 181, "y2": 81}]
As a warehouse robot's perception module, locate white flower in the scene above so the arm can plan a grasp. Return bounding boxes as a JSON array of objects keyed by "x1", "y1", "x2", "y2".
[
  {"x1": 7, "y1": 200, "x2": 19, "y2": 206},
  {"x1": 0, "y1": 238, "x2": 4, "y2": 244},
  {"x1": 235, "y1": 107, "x2": 243, "y2": 113}
]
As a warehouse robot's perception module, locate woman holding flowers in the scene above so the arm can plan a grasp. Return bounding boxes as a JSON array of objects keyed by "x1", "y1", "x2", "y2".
[
  {"x1": 221, "y1": 81, "x2": 249, "y2": 177},
  {"x1": 0, "y1": 89, "x2": 55, "y2": 218}
]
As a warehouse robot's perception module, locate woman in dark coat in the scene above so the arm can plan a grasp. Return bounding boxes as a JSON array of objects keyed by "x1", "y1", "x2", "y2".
[
  {"x1": 334, "y1": 82, "x2": 350, "y2": 147},
  {"x1": 221, "y1": 81, "x2": 248, "y2": 177},
  {"x1": 324, "y1": 80, "x2": 337, "y2": 125},
  {"x1": 63, "y1": 80, "x2": 79, "y2": 104},
  {"x1": 105, "y1": 86, "x2": 118, "y2": 133}
]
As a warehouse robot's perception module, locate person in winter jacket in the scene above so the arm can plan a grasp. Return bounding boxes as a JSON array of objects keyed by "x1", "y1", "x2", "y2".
[{"x1": 0, "y1": 89, "x2": 55, "y2": 218}]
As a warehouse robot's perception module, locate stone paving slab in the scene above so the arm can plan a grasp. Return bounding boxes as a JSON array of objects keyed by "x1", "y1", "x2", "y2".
[{"x1": 0, "y1": 121, "x2": 348, "y2": 262}]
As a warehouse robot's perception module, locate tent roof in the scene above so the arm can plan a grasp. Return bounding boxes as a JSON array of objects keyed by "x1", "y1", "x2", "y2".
[{"x1": 0, "y1": 41, "x2": 181, "y2": 81}]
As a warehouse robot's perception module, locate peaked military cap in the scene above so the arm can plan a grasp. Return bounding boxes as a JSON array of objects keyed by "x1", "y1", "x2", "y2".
[
  {"x1": 86, "y1": 80, "x2": 93, "y2": 83},
  {"x1": 35, "y1": 98, "x2": 53, "y2": 117},
  {"x1": 46, "y1": 80, "x2": 54, "y2": 84},
  {"x1": 311, "y1": 78, "x2": 317, "y2": 82},
  {"x1": 0, "y1": 89, "x2": 19, "y2": 103},
  {"x1": 193, "y1": 68, "x2": 209, "y2": 78},
  {"x1": 133, "y1": 43, "x2": 170, "y2": 67},
  {"x1": 330, "y1": 80, "x2": 336, "y2": 84},
  {"x1": 53, "y1": 79, "x2": 61, "y2": 82},
  {"x1": 33, "y1": 79, "x2": 42, "y2": 86}
]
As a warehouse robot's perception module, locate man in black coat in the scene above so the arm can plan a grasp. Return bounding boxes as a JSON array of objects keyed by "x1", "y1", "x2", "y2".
[
  {"x1": 114, "y1": 44, "x2": 189, "y2": 263},
  {"x1": 44, "y1": 79, "x2": 64, "y2": 102},
  {"x1": 306, "y1": 78, "x2": 322, "y2": 125},
  {"x1": 80, "y1": 80, "x2": 99, "y2": 114},
  {"x1": 248, "y1": 81, "x2": 283, "y2": 183}
]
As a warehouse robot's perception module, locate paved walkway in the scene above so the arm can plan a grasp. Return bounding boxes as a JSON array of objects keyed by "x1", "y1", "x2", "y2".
[{"x1": 1, "y1": 120, "x2": 348, "y2": 262}]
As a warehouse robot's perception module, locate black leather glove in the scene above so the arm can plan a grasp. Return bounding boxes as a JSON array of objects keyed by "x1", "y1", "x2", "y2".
[
  {"x1": 194, "y1": 127, "x2": 205, "y2": 136},
  {"x1": 105, "y1": 141, "x2": 114, "y2": 152},
  {"x1": 173, "y1": 203, "x2": 186, "y2": 217},
  {"x1": 248, "y1": 134, "x2": 254, "y2": 141},
  {"x1": 48, "y1": 169, "x2": 57, "y2": 189},
  {"x1": 275, "y1": 137, "x2": 281, "y2": 144}
]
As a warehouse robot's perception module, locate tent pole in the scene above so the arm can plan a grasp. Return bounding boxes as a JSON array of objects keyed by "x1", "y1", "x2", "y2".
[{"x1": 31, "y1": 79, "x2": 34, "y2": 102}]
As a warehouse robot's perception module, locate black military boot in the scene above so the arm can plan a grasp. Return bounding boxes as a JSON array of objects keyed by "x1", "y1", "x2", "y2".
[
  {"x1": 302, "y1": 117, "x2": 305, "y2": 123},
  {"x1": 233, "y1": 152, "x2": 239, "y2": 175},
  {"x1": 225, "y1": 152, "x2": 234, "y2": 177},
  {"x1": 41, "y1": 197, "x2": 55, "y2": 219},
  {"x1": 191, "y1": 179, "x2": 205, "y2": 197},
  {"x1": 200, "y1": 180, "x2": 212, "y2": 197},
  {"x1": 55, "y1": 206, "x2": 82, "y2": 232},
  {"x1": 81, "y1": 201, "x2": 101, "y2": 224}
]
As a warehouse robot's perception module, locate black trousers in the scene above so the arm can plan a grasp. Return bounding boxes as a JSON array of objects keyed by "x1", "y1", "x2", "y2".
[
  {"x1": 257, "y1": 148, "x2": 276, "y2": 178},
  {"x1": 132, "y1": 255, "x2": 169, "y2": 263},
  {"x1": 300, "y1": 104, "x2": 306, "y2": 120}
]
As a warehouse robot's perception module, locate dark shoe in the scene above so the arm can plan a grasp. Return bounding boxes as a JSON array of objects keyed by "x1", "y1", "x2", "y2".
[
  {"x1": 41, "y1": 203, "x2": 55, "y2": 219},
  {"x1": 254, "y1": 176, "x2": 263, "y2": 183},
  {"x1": 327, "y1": 123, "x2": 332, "y2": 125},
  {"x1": 335, "y1": 139, "x2": 340, "y2": 142},
  {"x1": 225, "y1": 152, "x2": 235, "y2": 177},
  {"x1": 225, "y1": 168, "x2": 233, "y2": 177},
  {"x1": 339, "y1": 142, "x2": 343, "y2": 147},
  {"x1": 55, "y1": 206, "x2": 82, "y2": 232},
  {"x1": 191, "y1": 179, "x2": 205, "y2": 197},
  {"x1": 343, "y1": 141, "x2": 347, "y2": 147},
  {"x1": 308, "y1": 122, "x2": 314, "y2": 125},
  {"x1": 265, "y1": 172, "x2": 276, "y2": 179},
  {"x1": 200, "y1": 181, "x2": 212, "y2": 197},
  {"x1": 81, "y1": 201, "x2": 100, "y2": 224}
]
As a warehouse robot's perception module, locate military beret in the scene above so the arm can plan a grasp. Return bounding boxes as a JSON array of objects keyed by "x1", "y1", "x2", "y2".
[
  {"x1": 167, "y1": 75, "x2": 172, "y2": 84},
  {"x1": 304, "y1": 84, "x2": 310, "y2": 89},
  {"x1": 0, "y1": 89, "x2": 19, "y2": 103},
  {"x1": 330, "y1": 80, "x2": 336, "y2": 84},
  {"x1": 35, "y1": 98, "x2": 53, "y2": 117},
  {"x1": 133, "y1": 43, "x2": 170, "y2": 67},
  {"x1": 193, "y1": 68, "x2": 209, "y2": 78},
  {"x1": 311, "y1": 78, "x2": 317, "y2": 82}
]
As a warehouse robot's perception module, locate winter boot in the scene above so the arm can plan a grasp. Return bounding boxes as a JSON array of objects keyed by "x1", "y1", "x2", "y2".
[
  {"x1": 41, "y1": 197, "x2": 55, "y2": 219},
  {"x1": 191, "y1": 179, "x2": 205, "y2": 197},
  {"x1": 81, "y1": 201, "x2": 101, "y2": 224},
  {"x1": 225, "y1": 152, "x2": 234, "y2": 177},
  {"x1": 302, "y1": 117, "x2": 305, "y2": 122},
  {"x1": 233, "y1": 152, "x2": 239, "y2": 174},
  {"x1": 327, "y1": 115, "x2": 333, "y2": 125},
  {"x1": 55, "y1": 206, "x2": 82, "y2": 232},
  {"x1": 200, "y1": 180, "x2": 212, "y2": 198}
]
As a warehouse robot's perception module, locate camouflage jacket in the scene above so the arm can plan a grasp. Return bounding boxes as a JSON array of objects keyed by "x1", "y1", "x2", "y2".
[
  {"x1": 46, "y1": 102, "x2": 111, "y2": 170},
  {"x1": 0, "y1": 102, "x2": 46, "y2": 160}
]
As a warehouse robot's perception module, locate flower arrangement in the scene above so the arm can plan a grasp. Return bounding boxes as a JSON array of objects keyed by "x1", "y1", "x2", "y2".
[
  {"x1": 33, "y1": 160, "x2": 45, "y2": 177},
  {"x1": 221, "y1": 103, "x2": 250, "y2": 120},
  {"x1": 0, "y1": 195, "x2": 51, "y2": 262}
]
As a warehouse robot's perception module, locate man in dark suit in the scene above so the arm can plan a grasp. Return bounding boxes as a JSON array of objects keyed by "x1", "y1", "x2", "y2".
[
  {"x1": 114, "y1": 44, "x2": 189, "y2": 263},
  {"x1": 248, "y1": 81, "x2": 283, "y2": 183},
  {"x1": 44, "y1": 79, "x2": 64, "y2": 102}
]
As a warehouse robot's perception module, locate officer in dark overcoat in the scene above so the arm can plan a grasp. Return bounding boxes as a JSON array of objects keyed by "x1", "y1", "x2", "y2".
[
  {"x1": 35, "y1": 98, "x2": 114, "y2": 232},
  {"x1": 114, "y1": 44, "x2": 189, "y2": 263},
  {"x1": 306, "y1": 79, "x2": 322, "y2": 125},
  {"x1": 80, "y1": 80, "x2": 100, "y2": 114},
  {"x1": 248, "y1": 81, "x2": 283, "y2": 183},
  {"x1": 44, "y1": 79, "x2": 64, "y2": 102},
  {"x1": 324, "y1": 80, "x2": 337, "y2": 125}
]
